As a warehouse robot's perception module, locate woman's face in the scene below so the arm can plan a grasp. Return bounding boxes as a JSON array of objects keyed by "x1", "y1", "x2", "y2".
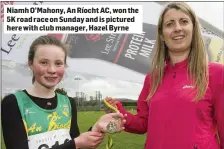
[
  {"x1": 29, "y1": 45, "x2": 65, "y2": 89},
  {"x1": 161, "y1": 8, "x2": 193, "y2": 53}
]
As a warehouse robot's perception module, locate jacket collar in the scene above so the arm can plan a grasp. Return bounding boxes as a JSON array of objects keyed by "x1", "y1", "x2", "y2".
[{"x1": 165, "y1": 56, "x2": 188, "y2": 70}]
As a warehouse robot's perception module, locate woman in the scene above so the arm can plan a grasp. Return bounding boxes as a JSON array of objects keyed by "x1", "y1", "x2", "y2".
[
  {"x1": 1, "y1": 35, "x2": 125, "y2": 149},
  {"x1": 105, "y1": 2, "x2": 224, "y2": 149}
]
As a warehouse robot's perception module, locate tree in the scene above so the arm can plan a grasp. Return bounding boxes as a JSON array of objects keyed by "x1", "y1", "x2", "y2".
[{"x1": 55, "y1": 88, "x2": 67, "y2": 95}]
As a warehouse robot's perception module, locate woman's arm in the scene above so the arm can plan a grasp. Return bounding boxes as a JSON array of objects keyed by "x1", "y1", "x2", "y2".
[
  {"x1": 210, "y1": 63, "x2": 224, "y2": 149},
  {"x1": 116, "y1": 74, "x2": 150, "y2": 134}
]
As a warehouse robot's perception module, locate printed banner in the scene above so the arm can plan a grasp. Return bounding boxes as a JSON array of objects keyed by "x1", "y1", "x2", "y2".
[{"x1": 48, "y1": 23, "x2": 157, "y2": 74}]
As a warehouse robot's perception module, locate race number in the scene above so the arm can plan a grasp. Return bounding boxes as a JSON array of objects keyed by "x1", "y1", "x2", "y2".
[{"x1": 28, "y1": 129, "x2": 71, "y2": 149}]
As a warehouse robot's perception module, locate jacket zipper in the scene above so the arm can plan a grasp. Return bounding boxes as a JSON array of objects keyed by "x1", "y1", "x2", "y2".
[
  {"x1": 173, "y1": 72, "x2": 176, "y2": 78},
  {"x1": 194, "y1": 144, "x2": 198, "y2": 149}
]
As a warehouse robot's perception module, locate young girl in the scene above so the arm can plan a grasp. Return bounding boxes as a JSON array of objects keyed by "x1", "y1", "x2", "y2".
[
  {"x1": 2, "y1": 35, "x2": 125, "y2": 149},
  {"x1": 105, "y1": 2, "x2": 224, "y2": 149}
]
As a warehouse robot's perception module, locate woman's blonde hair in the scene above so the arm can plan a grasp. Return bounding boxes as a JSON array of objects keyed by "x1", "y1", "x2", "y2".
[{"x1": 147, "y1": 2, "x2": 208, "y2": 102}]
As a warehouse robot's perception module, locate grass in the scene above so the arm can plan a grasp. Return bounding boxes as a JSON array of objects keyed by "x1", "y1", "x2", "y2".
[{"x1": 1, "y1": 111, "x2": 146, "y2": 149}]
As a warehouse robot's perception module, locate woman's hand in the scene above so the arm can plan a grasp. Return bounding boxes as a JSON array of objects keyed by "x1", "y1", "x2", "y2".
[
  {"x1": 104, "y1": 97, "x2": 119, "y2": 113},
  {"x1": 92, "y1": 112, "x2": 126, "y2": 133}
]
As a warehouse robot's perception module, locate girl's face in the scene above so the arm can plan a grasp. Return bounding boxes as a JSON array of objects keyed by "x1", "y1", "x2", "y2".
[
  {"x1": 161, "y1": 8, "x2": 193, "y2": 53},
  {"x1": 29, "y1": 45, "x2": 65, "y2": 89}
]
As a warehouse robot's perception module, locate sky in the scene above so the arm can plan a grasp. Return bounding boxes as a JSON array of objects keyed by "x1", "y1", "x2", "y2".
[
  {"x1": 1, "y1": 1, "x2": 223, "y2": 100},
  {"x1": 1, "y1": 62, "x2": 143, "y2": 100}
]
